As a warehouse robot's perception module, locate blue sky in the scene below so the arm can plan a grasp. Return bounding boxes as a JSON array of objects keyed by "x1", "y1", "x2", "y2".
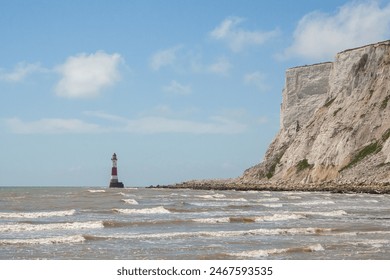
[{"x1": 1, "y1": 0, "x2": 390, "y2": 186}]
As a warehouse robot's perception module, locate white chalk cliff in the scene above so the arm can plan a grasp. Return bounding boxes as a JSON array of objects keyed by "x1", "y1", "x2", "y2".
[{"x1": 242, "y1": 40, "x2": 390, "y2": 184}]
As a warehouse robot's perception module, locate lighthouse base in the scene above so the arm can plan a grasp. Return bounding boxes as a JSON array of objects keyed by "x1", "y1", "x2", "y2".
[{"x1": 109, "y1": 182, "x2": 124, "y2": 188}]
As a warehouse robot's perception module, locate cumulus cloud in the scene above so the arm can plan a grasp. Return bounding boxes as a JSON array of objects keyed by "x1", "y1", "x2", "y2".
[
  {"x1": 55, "y1": 51, "x2": 122, "y2": 98},
  {"x1": 210, "y1": 17, "x2": 279, "y2": 52},
  {"x1": 149, "y1": 45, "x2": 182, "y2": 71},
  {"x1": 283, "y1": 1, "x2": 390, "y2": 61},
  {"x1": 244, "y1": 71, "x2": 268, "y2": 92},
  {"x1": 0, "y1": 62, "x2": 45, "y2": 82},
  {"x1": 5, "y1": 117, "x2": 102, "y2": 134},
  {"x1": 163, "y1": 80, "x2": 192, "y2": 95}
]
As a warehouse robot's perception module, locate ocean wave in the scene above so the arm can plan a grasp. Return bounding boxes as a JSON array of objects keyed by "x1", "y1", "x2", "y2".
[
  {"x1": 113, "y1": 206, "x2": 170, "y2": 214},
  {"x1": 192, "y1": 217, "x2": 231, "y2": 224},
  {"x1": 0, "y1": 235, "x2": 85, "y2": 245},
  {"x1": 88, "y1": 190, "x2": 106, "y2": 193},
  {"x1": 0, "y1": 209, "x2": 76, "y2": 219},
  {"x1": 229, "y1": 244, "x2": 324, "y2": 258},
  {"x1": 291, "y1": 200, "x2": 335, "y2": 206},
  {"x1": 286, "y1": 196, "x2": 302, "y2": 200},
  {"x1": 363, "y1": 200, "x2": 379, "y2": 203},
  {"x1": 192, "y1": 213, "x2": 306, "y2": 224},
  {"x1": 347, "y1": 239, "x2": 390, "y2": 248},
  {"x1": 121, "y1": 199, "x2": 139, "y2": 205},
  {"x1": 0, "y1": 221, "x2": 104, "y2": 233},
  {"x1": 195, "y1": 194, "x2": 251, "y2": 202},
  {"x1": 295, "y1": 210, "x2": 347, "y2": 217},
  {"x1": 102, "y1": 219, "x2": 185, "y2": 228},
  {"x1": 255, "y1": 213, "x2": 306, "y2": 222},
  {"x1": 196, "y1": 194, "x2": 230, "y2": 200},
  {"x1": 259, "y1": 203, "x2": 283, "y2": 208},
  {"x1": 212, "y1": 193, "x2": 226, "y2": 198},
  {"x1": 94, "y1": 227, "x2": 333, "y2": 240},
  {"x1": 253, "y1": 198, "x2": 280, "y2": 202},
  {"x1": 218, "y1": 198, "x2": 248, "y2": 202}
]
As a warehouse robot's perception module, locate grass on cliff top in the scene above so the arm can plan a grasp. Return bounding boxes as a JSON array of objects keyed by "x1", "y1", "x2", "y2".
[{"x1": 340, "y1": 141, "x2": 382, "y2": 172}]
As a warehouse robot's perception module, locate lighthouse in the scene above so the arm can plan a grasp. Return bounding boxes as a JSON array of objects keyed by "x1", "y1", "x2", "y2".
[{"x1": 109, "y1": 153, "x2": 124, "y2": 188}]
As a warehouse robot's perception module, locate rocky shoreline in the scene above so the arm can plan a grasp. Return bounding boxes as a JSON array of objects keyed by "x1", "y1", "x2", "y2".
[{"x1": 151, "y1": 180, "x2": 390, "y2": 194}]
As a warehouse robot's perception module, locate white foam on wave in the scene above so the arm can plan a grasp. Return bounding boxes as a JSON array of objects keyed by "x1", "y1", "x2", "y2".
[
  {"x1": 229, "y1": 244, "x2": 324, "y2": 258},
  {"x1": 213, "y1": 194, "x2": 226, "y2": 198},
  {"x1": 295, "y1": 210, "x2": 347, "y2": 217},
  {"x1": 259, "y1": 203, "x2": 283, "y2": 208},
  {"x1": 255, "y1": 213, "x2": 306, "y2": 222},
  {"x1": 97, "y1": 227, "x2": 333, "y2": 241},
  {"x1": 291, "y1": 200, "x2": 335, "y2": 206},
  {"x1": 216, "y1": 198, "x2": 247, "y2": 202},
  {"x1": 113, "y1": 206, "x2": 170, "y2": 214},
  {"x1": 0, "y1": 235, "x2": 85, "y2": 245},
  {"x1": 0, "y1": 221, "x2": 104, "y2": 233},
  {"x1": 196, "y1": 195, "x2": 214, "y2": 199},
  {"x1": 194, "y1": 196, "x2": 245, "y2": 202},
  {"x1": 122, "y1": 199, "x2": 139, "y2": 205},
  {"x1": 0, "y1": 209, "x2": 76, "y2": 219},
  {"x1": 192, "y1": 213, "x2": 306, "y2": 224},
  {"x1": 348, "y1": 239, "x2": 390, "y2": 248},
  {"x1": 286, "y1": 196, "x2": 302, "y2": 200},
  {"x1": 192, "y1": 217, "x2": 231, "y2": 224},
  {"x1": 196, "y1": 194, "x2": 252, "y2": 202},
  {"x1": 254, "y1": 197, "x2": 280, "y2": 202},
  {"x1": 88, "y1": 190, "x2": 106, "y2": 193},
  {"x1": 363, "y1": 200, "x2": 379, "y2": 203}
]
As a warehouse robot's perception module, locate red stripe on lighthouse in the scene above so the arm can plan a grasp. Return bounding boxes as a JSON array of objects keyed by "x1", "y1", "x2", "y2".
[{"x1": 111, "y1": 167, "x2": 117, "y2": 176}]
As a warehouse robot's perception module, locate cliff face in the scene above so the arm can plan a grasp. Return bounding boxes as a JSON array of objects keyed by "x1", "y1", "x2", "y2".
[{"x1": 242, "y1": 40, "x2": 390, "y2": 184}]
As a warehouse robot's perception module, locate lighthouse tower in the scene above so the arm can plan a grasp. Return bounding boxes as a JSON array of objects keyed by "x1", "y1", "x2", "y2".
[{"x1": 109, "y1": 153, "x2": 124, "y2": 188}]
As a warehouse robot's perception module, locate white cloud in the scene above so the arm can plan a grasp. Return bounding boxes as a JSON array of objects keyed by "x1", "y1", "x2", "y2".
[
  {"x1": 207, "y1": 57, "x2": 232, "y2": 75},
  {"x1": 163, "y1": 80, "x2": 192, "y2": 95},
  {"x1": 123, "y1": 116, "x2": 246, "y2": 134},
  {"x1": 150, "y1": 46, "x2": 232, "y2": 76},
  {"x1": 283, "y1": 1, "x2": 390, "y2": 61},
  {"x1": 83, "y1": 110, "x2": 128, "y2": 122},
  {"x1": 257, "y1": 116, "x2": 268, "y2": 124},
  {"x1": 0, "y1": 62, "x2": 45, "y2": 82},
  {"x1": 244, "y1": 71, "x2": 268, "y2": 92},
  {"x1": 149, "y1": 45, "x2": 182, "y2": 71},
  {"x1": 210, "y1": 17, "x2": 278, "y2": 52},
  {"x1": 5, "y1": 117, "x2": 102, "y2": 134},
  {"x1": 189, "y1": 54, "x2": 232, "y2": 76},
  {"x1": 55, "y1": 51, "x2": 122, "y2": 98},
  {"x1": 5, "y1": 113, "x2": 247, "y2": 135}
]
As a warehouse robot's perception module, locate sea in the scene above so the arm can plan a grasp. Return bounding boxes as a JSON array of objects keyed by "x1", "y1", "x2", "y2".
[{"x1": 1, "y1": 186, "x2": 390, "y2": 260}]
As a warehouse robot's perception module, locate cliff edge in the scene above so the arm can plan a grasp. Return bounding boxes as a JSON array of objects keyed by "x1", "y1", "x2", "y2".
[{"x1": 241, "y1": 40, "x2": 390, "y2": 185}]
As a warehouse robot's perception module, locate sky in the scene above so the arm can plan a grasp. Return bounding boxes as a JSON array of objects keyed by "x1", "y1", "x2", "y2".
[{"x1": 1, "y1": 0, "x2": 390, "y2": 187}]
